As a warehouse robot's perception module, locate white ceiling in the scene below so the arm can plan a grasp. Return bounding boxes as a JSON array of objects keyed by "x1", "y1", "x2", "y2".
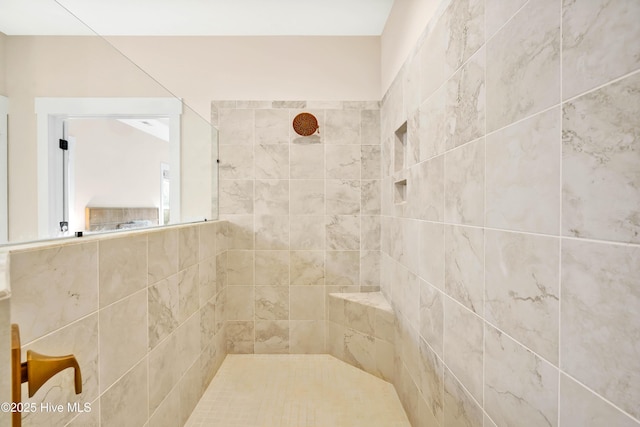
[{"x1": 0, "y1": 0, "x2": 395, "y2": 36}]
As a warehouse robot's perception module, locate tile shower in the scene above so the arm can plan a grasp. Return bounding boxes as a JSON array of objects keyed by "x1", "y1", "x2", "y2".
[{"x1": 0, "y1": 0, "x2": 638, "y2": 426}]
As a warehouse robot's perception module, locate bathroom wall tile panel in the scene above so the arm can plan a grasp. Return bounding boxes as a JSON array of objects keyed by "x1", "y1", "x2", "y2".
[
  {"x1": 443, "y1": 0, "x2": 484, "y2": 78},
  {"x1": 255, "y1": 109, "x2": 289, "y2": 145},
  {"x1": 219, "y1": 109, "x2": 254, "y2": 145},
  {"x1": 326, "y1": 215, "x2": 360, "y2": 250},
  {"x1": 420, "y1": 280, "x2": 444, "y2": 359},
  {"x1": 198, "y1": 257, "x2": 217, "y2": 306},
  {"x1": 255, "y1": 320, "x2": 289, "y2": 354},
  {"x1": 219, "y1": 180, "x2": 254, "y2": 215},
  {"x1": 198, "y1": 221, "x2": 217, "y2": 260},
  {"x1": 419, "y1": 14, "x2": 447, "y2": 103},
  {"x1": 361, "y1": 145, "x2": 382, "y2": 179},
  {"x1": 237, "y1": 101, "x2": 271, "y2": 109},
  {"x1": 404, "y1": 53, "x2": 421, "y2": 117},
  {"x1": 396, "y1": 267, "x2": 421, "y2": 326},
  {"x1": 148, "y1": 275, "x2": 179, "y2": 349},
  {"x1": 226, "y1": 321, "x2": 255, "y2": 354},
  {"x1": 255, "y1": 285, "x2": 289, "y2": 320},
  {"x1": 326, "y1": 179, "x2": 361, "y2": 215},
  {"x1": 290, "y1": 251, "x2": 324, "y2": 286},
  {"x1": 98, "y1": 234, "x2": 147, "y2": 307},
  {"x1": 226, "y1": 285, "x2": 254, "y2": 320},
  {"x1": 290, "y1": 215, "x2": 324, "y2": 250},
  {"x1": 290, "y1": 142, "x2": 325, "y2": 179},
  {"x1": 360, "y1": 250, "x2": 381, "y2": 288},
  {"x1": 485, "y1": 0, "x2": 528, "y2": 39},
  {"x1": 361, "y1": 179, "x2": 382, "y2": 215},
  {"x1": 214, "y1": 288, "x2": 226, "y2": 335},
  {"x1": 445, "y1": 47, "x2": 486, "y2": 150},
  {"x1": 485, "y1": 230, "x2": 560, "y2": 364},
  {"x1": 179, "y1": 359, "x2": 202, "y2": 425},
  {"x1": 148, "y1": 387, "x2": 179, "y2": 427},
  {"x1": 325, "y1": 251, "x2": 360, "y2": 287},
  {"x1": 225, "y1": 215, "x2": 254, "y2": 250},
  {"x1": 100, "y1": 357, "x2": 148, "y2": 427},
  {"x1": 415, "y1": 155, "x2": 444, "y2": 221},
  {"x1": 255, "y1": 215, "x2": 289, "y2": 250},
  {"x1": 418, "y1": 337, "x2": 444, "y2": 425},
  {"x1": 66, "y1": 398, "x2": 99, "y2": 427},
  {"x1": 290, "y1": 286, "x2": 324, "y2": 320},
  {"x1": 419, "y1": 86, "x2": 446, "y2": 161},
  {"x1": 11, "y1": 242, "x2": 98, "y2": 343},
  {"x1": 226, "y1": 250, "x2": 254, "y2": 286},
  {"x1": 361, "y1": 216, "x2": 381, "y2": 250},
  {"x1": 443, "y1": 368, "x2": 483, "y2": 427},
  {"x1": 219, "y1": 145, "x2": 254, "y2": 180},
  {"x1": 375, "y1": 338, "x2": 395, "y2": 382},
  {"x1": 290, "y1": 320, "x2": 326, "y2": 354},
  {"x1": 177, "y1": 313, "x2": 201, "y2": 377},
  {"x1": 407, "y1": 110, "x2": 421, "y2": 168},
  {"x1": 254, "y1": 179, "x2": 289, "y2": 215},
  {"x1": 399, "y1": 363, "x2": 420, "y2": 427},
  {"x1": 200, "y1": 299, "x2": 216, "y2": 349},
  {"x1": 361, "y1": 109, "x2": 381, "y2": 145},
  {"x1": 273, "y1": 101, "x2": 305, "y2": 109},
  {"x1": 215, "y1": 252, "x2": 228, "y2": 294},
  {"x1": 445, "y1": 225, "x2": 484, "y2": 314},
  {"x1": 484, "y1": 326, "x2": 559, "y2": 427},
  {"x1": 148, "y1": 229, "x2": 178, "y2": 284},
  {"x1": 486, "y1": 108, "x2": 561, "y2": 235},
  {"x1": 178, "y1": 264, "x2": 199, "y2": 323},
  {"x1": 22, "y1": 314, "x2": 99, "y2": 427},
  {"x1": 559, "y1": 374, "x2": 640, "y2": 427},
  {"x1": 99, "y1": 289, "x2": 148, "y2": 392},
  {"x1": 561, "y1": 239, "x2": 640, "y2": 419},
  {"x1": 562, "y1": 73, "x2": 640, "y2": 244},
  {"x1": 443, "y1": 298, "x2": 483, "y2": 403},
  {"x1": 148, "y1": 333, "x2": 178, "y2": 414},
  {"x1": 326, "y1": 145, "x2": 361, "y2": 179},
  {"x1": 290, "y1": 179, "x2": 325, "y2": 215},
  {"x1": 343, "y1": 327, "x2": 377, "y2": 375},
  {"x1": 255, "y1": 144, "x2": 289, "y2": 179},
  {"x1": 179, "y1": 225, "x2": 199, "y2": 271},
  {"x1": 562, "y1": 0, "x2": 640, "y2": 100},
  {"x1": 444, "y1": 138, "x2": 485, "y2": 226},
  {"x1": 486, "y1": 0, "x2": 560, "y2": 132},
  {"x1": 419, "y1": 221, "x2": 445, "y2": 290},
  {"x1": 325, "y1": 109, "x2": 361, "y2": 144},
  {"x1": 255, "y1": 250, "x2": 289, "y2": 286}
]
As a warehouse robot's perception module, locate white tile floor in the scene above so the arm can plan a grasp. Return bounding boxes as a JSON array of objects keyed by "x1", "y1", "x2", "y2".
[{"x1": 185, "y1": 354, "x2": 411, "y2": 427}]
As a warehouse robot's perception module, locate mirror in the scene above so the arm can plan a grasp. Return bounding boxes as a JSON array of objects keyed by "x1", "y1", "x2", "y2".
[{"x1": 0, "y1": 0, "x2": 219, "y2": 245}]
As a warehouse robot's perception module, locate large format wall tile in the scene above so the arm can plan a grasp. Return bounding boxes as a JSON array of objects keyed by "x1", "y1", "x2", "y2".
[
  {"x1": 562, "y1": 0, "x2": 640, "y2": 100},
  {"x1": 255, "y1": 144, "x2": 289, "y2": 179},
  {"x1": 561, "y1": 239, "x2": 640, "y2": 419},
  {"x1": 98, "y1": 234, "x2": 147, "y2": 307},
  {"x1": 443, "y1": 368, "x2": 483, "y2": 427},
  {"x1": 485, "y1": 0, "x2": 528, "y2": 39},
  {"x1": 445, "y1": 225, "x2": 483, "y2": 314},
  {"x1": 444, "y1": 138, "x2": 485, "y2": 226},
  {"x1": 562, "y1": 73, "x2": 640, "y2": 244},
  {"x1": 100, "y1": 358, "x2": 148, "y2": 427},
  {"x1": 443, "y1": 0, "x2": 484, "y2": 78},
  {"x1": 486, "y1": 0, "x2": 560, "y2": 132},
  {"x1": 148, "y1": 229, "x2": 179, "y2": 284}
]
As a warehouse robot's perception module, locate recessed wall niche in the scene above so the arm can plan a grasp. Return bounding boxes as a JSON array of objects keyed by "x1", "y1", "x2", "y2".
[{"x1": 394, "y1": 121, "x2": 408, "y2": 204}]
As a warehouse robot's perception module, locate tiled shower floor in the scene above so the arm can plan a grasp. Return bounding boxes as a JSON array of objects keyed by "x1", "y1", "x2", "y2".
[{"x1": 184, "y1": 354, "x2": 411, "y2": 427}]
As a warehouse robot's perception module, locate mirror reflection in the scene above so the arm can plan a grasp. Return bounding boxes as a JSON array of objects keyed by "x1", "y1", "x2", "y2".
[{"x1": 0, "y1": 1, "x2": 218, "y2": 245}]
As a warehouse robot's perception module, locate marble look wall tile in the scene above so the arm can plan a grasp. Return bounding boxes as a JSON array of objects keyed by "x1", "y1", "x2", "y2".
[
  {"x1": 290, "y1": 179, "x2": 325, "y2": 214},
  {"x1": 290, "y1": 286, "x2": 324, "y2": 320},
  {"x1": 227, "y1": 250, "x2": 254, "y2": 286},
  {"x1": 178, "y1": 264, "x2": 200, "y2": 322},
  {"x1": 419, "y1": 221, "x2": 444, "y2": 290},
  {"x1": 219, "y1": 180, "x2": 254, "y2": 215},
  {"x1": 326, "y1": 145, "x2": 361, "y2": 179},
  {"x1": 255, "y1": 144, "x2": 289, "y2": 179},
  {"x1": 219, "y1": 109, "x2": 254, "y2": 145},
  {"x1": 325, "y1": 109, "x2": 361, "y2": 144},
  {"x1": 148, "y1": 275, "x2": 179, "y2": 349},
  {"x1": 445, "y1": 225, "x2": 484, "y2": 314},
  {"x1": 344, "y1": 327, "x2": 377, "y2": 374},
  {"x1": 419, "y1": 87, "x2": 446, "y2": 161},
  {"x1": 361, "y1": 145, "x2": 382, "y2": 179},
  {"x1": 326, "y1": 251, "x2": 360, "y2": 287},
  {"x1": 395, "y1": 267, "x2": 421, "y2": 326},
  {"x1": 99, "y1": 234, "x2": 147, "y2": 307},
  {"x1": 420, "y1": 280, "x2": 444, "y2": 359},
  {"x1": 361, "y1": 109, "x2": 381, "y2": 145},
  {"x1": 406, "y1": 110, "x2": 421, "y2": 168},
  {"x1": 177, "y1": 313, "x2": 201, "y2": 378},
  {"x1": 361, "y1": 216, "x2": 381, "y2": 250},
  {"x1": 445, "y1": 47, "x2": 486, "y2": 149},
  {"x1": 291, "y1": 144, "x2": 324, "y2": 179},
  {"x1": 326, "y1": 180, "x2": 361, "y2": 215},
  {"x1": 290, "y1": 320, "x2": 326, "y2": 354},
  {"x1": 484, "y1": 326, "x2": 559, "y2": 427},
  {"x1": 200, "y1": 298, "x2": 216, "y2": 348},
  {"x1": 411, "y1": 155, "x2": 444, "y2": 221},
  {"x1": 149, "y1": 388, "x2": 179, "y2": 427},
  {"x1": 326, "y1": 215, "x2": 360, "y2": 250},
  {"x1": 226, "y1": 286, "x2": 254, "y2": 320},
  {"x1": 561, "y1": 239, "x2": 640, "y2": 419},
  {"x1": 179, "y1": 226, "x2": 199, "y2": 271},
  {"x1": 255, "y1": 179, "x2": 289, "y2": 215},
  {"x1": 100, "y1": 358, "x2": 148, "y2": 427},
  {"x1": 66, "y1": 398, "x2": 99, "y2": 427},
  {"x1": 360, "y1": 250, "x2": 381, "y2": 288},
  {"x1": 226, "y1": 321, "x2": 255, "y2": 354},
  {"x1": 404, "y1": 53, "x2": 421, "y2": 117},
  {"x1": 255, "y1": 320, "x2": 289, "y2": 354},
  {"x1": 486, "y1": 0, "x2": 560, "y2": 131},
  {"x1": 290, "y1": 251, "x2": 324, "y2": 286},
  {"x1": 198, "y1": 257, "x2": 217, "y2": 306},
  {"x1": 198, "y1": 222, "x2": 217, "y2": 260},
  {"x1": 443, "y1": 368, "x2": 483, "y2": 427},
  {"x1": 419, "y1": 14, "x2": 446, "y2": 103},
  {"x1": 562, "y1": 0, "x2": 640, "y2": 100},
  {"x1": 226, "y1": 215, "x2": 254, "y2": 250},
  {"x1": 179, "y1": 358, "x2": 202, "y2": 425},
  {"x1": 255, "y1": 109, "x2": 289, "y2": 145},
  {"x1": 562, "y1": 73, "x2": 640, "y2": 244},
  {"x1": 444, "y1": 298, "x2": 483, "y2": 403},
  {"x1": 148, "y1": 229, "x2": 178, "y2": 284},
  {"x1": 290, "y1": 215, "x2": 324, "y2": 250},
  {"x1": 273, "y1": 100, "x2": 305, "y2": 109},
  {"x1": 11, "y1": 242, "x2": 98, "y2": 343},
  {"x1": 443, "y1": 0, "x2": 484, "y2": 77},
  {"x1": 255, "y1": 215, "x2": 289, "y2": 250},
  {"x1": 445, "y1": 138, "x2": 485, "y2": 226},
  {"x1": 559, "y1": 374, "x2": 639, "y2": 427},
  {"x1": 485, "y1": 230, "x2": 560, "y2": 364},
  {"x1": 255, "y1": 250, "x2": 289, "y2": 286},
  {"x1": 486, "y1": 108, "x2": 561, "y2": 235},
  {"x1": 22, "y1": 314, "x2": 99, "y2": 427},
  {"x1": 215, "y1": 289, "x2": 226, "y2": 335},
  {"x1": 237, "y1": 100, "x2": 272, "y2": 109},
  {"x1": 485, "y1": 0, "x2": 528, "y2": 39},
  {"x1": 362, "y1": 180, "x2": 381, "y2": 215},
  {"x1": 219, "y1": 145, "x2": 254, "y2": 179},
  {"x1": 99, "y1": 289, "x2": 147, "y2": 392},
  {"x1": 148, "y1": 333, "x2": 178, "y2": 414},
  {"x1": 255, "y1": 285, "x2": 289, "y2": 320},
  {"x1": 418, "y1": 338, "x2": 444, "y2": 425}
]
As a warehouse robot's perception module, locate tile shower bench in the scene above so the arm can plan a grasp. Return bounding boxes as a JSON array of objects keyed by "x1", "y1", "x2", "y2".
[{"x1": 327, "y1": 292, "x2": 396, "y2": 382}]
